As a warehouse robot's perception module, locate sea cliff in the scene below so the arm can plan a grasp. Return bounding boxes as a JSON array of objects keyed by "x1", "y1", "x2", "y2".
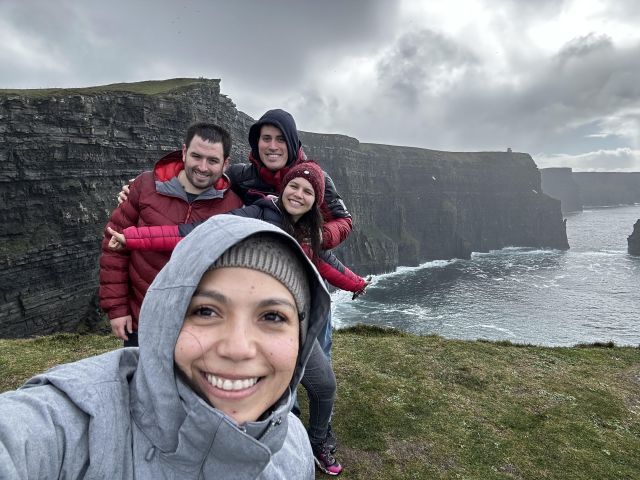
[
  {"x1": 0, "y1": 78, "x2": 568, "y2": 337},
  {"x1": 629, "y1": 219, "x2": 640, "y2": 256},
  {"x1": 541, "y1": 167, "x2": 640, "y2": 213}
]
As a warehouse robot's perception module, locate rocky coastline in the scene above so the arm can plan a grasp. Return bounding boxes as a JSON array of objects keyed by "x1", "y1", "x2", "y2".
[{"x1": 0, "y1": 78, "x2": 568, "y2": 337}]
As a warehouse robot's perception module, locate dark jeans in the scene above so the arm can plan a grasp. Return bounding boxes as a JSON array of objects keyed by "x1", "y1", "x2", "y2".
[
  {"x1": 317, "y1": 309, "x2": 333, "y2": 363},
  {"x1": 300, "y1": 339, "x2": 336, "y2": 444},
  {"x1": 123, "y1": 331, "x2": 139, "y2": 347}
]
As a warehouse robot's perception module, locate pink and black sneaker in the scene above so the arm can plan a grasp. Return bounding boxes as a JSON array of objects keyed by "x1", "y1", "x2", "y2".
[{"x1": 312, "y1": 441, "x2": 343, "y2": 476}]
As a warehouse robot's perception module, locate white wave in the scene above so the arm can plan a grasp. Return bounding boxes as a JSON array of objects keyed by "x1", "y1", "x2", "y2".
[
  {"x1": 348, "y1": 258, "x2": 461, "y2": 286},
  {"x1": 472, "y1": 247, "x2": 559, "y2": 257},
  {"x1": 583, "y1": 204, "x2": 638, "y2": 211},
  {"x1": 579, "y1": 251, "x2": 624, "y2": 257}
]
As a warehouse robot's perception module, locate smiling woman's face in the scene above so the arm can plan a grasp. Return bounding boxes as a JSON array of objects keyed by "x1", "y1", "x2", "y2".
[
  {"x1": 282, "y1": 176, "x2": 315, "y2": 222},
  {"x1": 174, "y1": 267, "x2": 299, "y2": 424}
]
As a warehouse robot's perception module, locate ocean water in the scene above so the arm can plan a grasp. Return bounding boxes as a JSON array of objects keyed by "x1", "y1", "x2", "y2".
[{"x1": 331, "y1": 204, "x2": 640, "y2": 347}]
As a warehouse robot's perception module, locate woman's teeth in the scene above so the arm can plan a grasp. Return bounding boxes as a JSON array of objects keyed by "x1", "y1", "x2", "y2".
[{"x1": 206, "y1": 373, "x2": 258, "y2": 391}]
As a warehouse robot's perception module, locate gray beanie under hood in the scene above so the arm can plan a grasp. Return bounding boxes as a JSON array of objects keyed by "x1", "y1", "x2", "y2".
[{"x1": 208, "y1": 233, "x2": 311, "y2": 343}]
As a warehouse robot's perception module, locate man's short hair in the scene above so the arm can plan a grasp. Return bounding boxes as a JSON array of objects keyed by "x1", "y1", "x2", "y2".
[{"x1": 184, "y1": 123, "x2": 232, "y2": 158}]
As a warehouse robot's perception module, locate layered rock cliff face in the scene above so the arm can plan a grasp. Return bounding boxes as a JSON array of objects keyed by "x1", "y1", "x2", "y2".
[
  {"x1": 541, "y1": 168, "x2": 640, "y2": 211},
  {"x1": 540, "y1": 168, "x2": 582, "y2": 214},
  {"x1": 303, "y1": 135, "x2": 568, "y2": 270},
  {"x1": 0, "y1": 78, "x2": 568, "y2": 338},
  {"x1": 573, "y1": 172, "x2": 640, "y2": 207},
  {"x1": 629, "y1": 220, "x2": 640, "y2": 256}
]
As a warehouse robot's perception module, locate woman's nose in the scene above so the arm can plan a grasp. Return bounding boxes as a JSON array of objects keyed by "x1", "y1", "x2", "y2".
[{"x1": 216, "y1": 321, "x2": 257, "y2": 360}]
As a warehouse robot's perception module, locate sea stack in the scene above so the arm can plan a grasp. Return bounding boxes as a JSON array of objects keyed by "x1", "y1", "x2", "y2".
[{"x1": 628, "y1": 219, "x2": 640, "y2": 255}]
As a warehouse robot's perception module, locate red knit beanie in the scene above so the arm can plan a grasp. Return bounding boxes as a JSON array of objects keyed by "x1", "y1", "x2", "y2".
[{"x1": 281, "y1": 161, "x2": 325, "y2": 207}]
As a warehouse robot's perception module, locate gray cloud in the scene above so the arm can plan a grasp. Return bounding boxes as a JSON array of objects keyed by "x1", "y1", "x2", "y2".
[
  {"x1": 554, "y1": 33, "x2": 613, "y2": 64},
  {"x1": 0, "y1": 0, "x2": 398, "y2": 91},
  {"x1": 288, "y1": 26, "x2": 640, "y2": 163},
  {"x1": 1, "y1": 0, "x2": 639, "y2": 171},
  {"x1": 607, "y1": 0, "x2": 640, "y2": 20},
  {"x1": 376, "y1": 29, "x2": 479, "y2": 108},
  {"x1": 402, "y1": 34, "x2": 640, "y2": 154},
  {"x1": 535, "y1": 148, "x2": 640, "y2": 171}
]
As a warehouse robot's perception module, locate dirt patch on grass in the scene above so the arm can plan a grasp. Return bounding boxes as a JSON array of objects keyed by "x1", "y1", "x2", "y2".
[
  {"x1": 385, "y1": 438, "x2": 435, "y2": 461},
  {"x1": 617, "y1": 365, "x2": 640, "y2": 415}
]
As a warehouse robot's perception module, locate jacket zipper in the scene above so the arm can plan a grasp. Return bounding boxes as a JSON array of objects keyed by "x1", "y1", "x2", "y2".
[{"x1": 184, "y1": 204, "x2": 193, "y2": 223}]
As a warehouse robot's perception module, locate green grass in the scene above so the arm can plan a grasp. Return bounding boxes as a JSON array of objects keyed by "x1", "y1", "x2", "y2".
[
  {"x1": 0, "y1": 77, "x2": 213, "y2": 97},
  {"x1": 2, "y1": 326, "x2": 639, "y2": 479},
  {"x1": 0, "y1": 333, "x2": 120, "y2": 390}
]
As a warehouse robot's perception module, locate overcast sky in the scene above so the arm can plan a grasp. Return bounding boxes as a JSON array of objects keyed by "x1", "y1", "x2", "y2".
[{"x1": 2, "y1": 0, "x2": 639, "y2": 171}]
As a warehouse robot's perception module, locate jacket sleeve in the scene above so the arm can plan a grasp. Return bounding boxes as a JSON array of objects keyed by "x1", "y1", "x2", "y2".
[
  {"x1": 98, "y1": 175, "x2": 145, "y2": 320},
  {"x1": 0, "y1": 386, "x2": 89, "y2": 479},
  {"x1": 321, "y1": 172, "x2": 353, "y2": 249},
  {"x1": 123, "y1": 225, "x2": 183, "y2": 251},
  {"x1": 121, "y1": 200, "x2": 267, "y2": 252},
  {"x1": 122, "y1": 204, "x2": 264, "y2": 251},
  {"x1": 225, "y1": 204, "x2": 263, "y2": 219},
  {"x1": 315, "y1": 250, "x2": 366, "y2": 292},
  {"x1": 226, "y1": 163, "x2": 255, "y2": 204}
]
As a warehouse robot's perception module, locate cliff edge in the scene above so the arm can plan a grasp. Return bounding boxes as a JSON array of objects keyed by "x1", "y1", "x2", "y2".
[{"x1": 0, "y1": 78, "x2": 568, "y2": 337}]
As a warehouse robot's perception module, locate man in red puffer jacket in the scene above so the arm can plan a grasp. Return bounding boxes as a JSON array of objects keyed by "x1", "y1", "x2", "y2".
[{"x1": 99, "y1": 123, "x2": 243, "y2": 346}]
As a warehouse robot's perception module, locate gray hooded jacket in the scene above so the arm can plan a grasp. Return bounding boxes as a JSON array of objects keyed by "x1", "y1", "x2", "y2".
[{"x1": 0, "y1": 216, "x2": 331, "y2": 479}]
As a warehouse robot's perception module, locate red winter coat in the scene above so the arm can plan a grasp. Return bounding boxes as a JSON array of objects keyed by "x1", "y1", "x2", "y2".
[
  {"x1": 99, "y1": 151, "x2": 243, "y2": 330},
  {"x1": 120, "y1": 198, "x2": 367, "y2": 293}
]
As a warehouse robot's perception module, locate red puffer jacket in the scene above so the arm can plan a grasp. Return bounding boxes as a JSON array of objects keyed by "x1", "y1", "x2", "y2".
[
  {"x1": 120, "y1": 197, "x2": 367, "y2": 293},
  {"x1": 98, "y1": 151, "x2": 243, "y2": 330}
]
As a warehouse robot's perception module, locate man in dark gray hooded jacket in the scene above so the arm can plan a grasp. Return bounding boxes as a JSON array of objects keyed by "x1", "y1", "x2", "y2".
[{"x1": 0, "y1": 215, "x2": 330, "y2": 479}]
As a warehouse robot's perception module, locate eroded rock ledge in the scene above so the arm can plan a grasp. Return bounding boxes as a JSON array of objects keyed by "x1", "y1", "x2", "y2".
[
  {"x1": 628, "y1": 220, "x2": 640, "y2": 256},
  {"x1": 0, "y1": 78, "x2": 568, "y2": 337}
]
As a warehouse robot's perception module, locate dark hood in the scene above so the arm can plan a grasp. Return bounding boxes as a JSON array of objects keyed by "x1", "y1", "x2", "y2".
[{"x1": 248, "y1": 109, "x2": 301, "y2": 169}]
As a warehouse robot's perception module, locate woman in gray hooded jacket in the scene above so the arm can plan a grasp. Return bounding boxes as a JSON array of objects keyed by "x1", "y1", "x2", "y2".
[{"x1": 0, "y1": 215, "x2": 331, "y2": 479}]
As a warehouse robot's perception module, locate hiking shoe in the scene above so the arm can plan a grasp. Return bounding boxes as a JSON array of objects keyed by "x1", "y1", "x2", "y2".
[
  {"x1": 312, "y1": 441, "x2": 343, "y2": 476},
  {"x1": 325, "y1": 423, "x2": 338, "y2": 454}
]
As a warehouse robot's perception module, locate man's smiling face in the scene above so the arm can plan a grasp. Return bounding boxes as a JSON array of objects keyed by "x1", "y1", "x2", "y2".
[{"x1": 257, "y1": 124, "x2": 288, "y2": 171}]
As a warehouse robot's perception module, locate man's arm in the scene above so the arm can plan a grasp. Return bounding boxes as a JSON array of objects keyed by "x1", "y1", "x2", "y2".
[
  {"x1": 112, "y1": 201, "x2": 252, "y2": 252},
  {"x1": 99, "y1": 175, "x2": 145, "y2": 340},
  {"x1": 321, "y1": 172, "x2": 353, "y2": 249}
]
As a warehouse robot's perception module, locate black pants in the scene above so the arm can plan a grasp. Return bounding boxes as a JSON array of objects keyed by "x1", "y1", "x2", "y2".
[{"x1": 123, "y1": 331, "x2": 139, "y2": 347}]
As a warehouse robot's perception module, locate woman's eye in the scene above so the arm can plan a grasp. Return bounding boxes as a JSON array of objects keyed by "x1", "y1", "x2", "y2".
[
  {"x1": 263, "y1": 311, "x2": 288, "y2": 323},
  {"x1": 194, "y1": 306, "x2": 217, "y2": 317}
]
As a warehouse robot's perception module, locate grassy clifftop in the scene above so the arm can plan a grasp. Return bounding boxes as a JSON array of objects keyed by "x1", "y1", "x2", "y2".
[
  {"x1": 1, "y1": 326, "x2": 638, "y2": 479},
  {"x1": 0, "y1": 77, "x2": 213, "y2": 97}
]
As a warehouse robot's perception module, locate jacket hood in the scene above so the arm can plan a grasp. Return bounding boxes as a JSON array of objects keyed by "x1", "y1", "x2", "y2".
[
  {"x1": 248, "y1": 109, "x2": 301, "y2": 169},
  {"x1": 153, "y1": 150, "x2": 184, "y2": 181},
  {"x1": 131, "y1": 215, "x2": 330, "y2": 453}
]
